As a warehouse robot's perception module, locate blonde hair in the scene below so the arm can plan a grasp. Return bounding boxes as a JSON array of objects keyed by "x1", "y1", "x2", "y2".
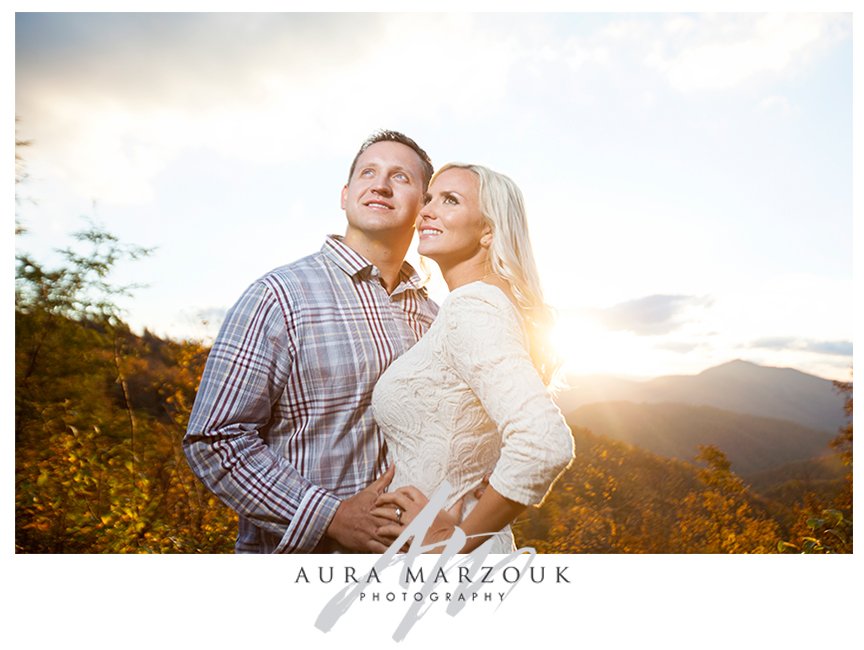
[{"x1": 432, "y1": 163, "x2": 561, "y2": 385}]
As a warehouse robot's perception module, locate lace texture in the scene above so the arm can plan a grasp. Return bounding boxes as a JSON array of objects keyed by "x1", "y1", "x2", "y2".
[{"x1": 372, "y1": 282, "x2": 574, "y2": 553}]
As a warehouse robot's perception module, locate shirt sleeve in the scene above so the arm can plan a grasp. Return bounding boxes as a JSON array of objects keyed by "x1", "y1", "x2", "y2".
[
  {"x1": 440, "y1": 289, "x2": 574, "y2": 506},
  {"x1": 183, "y1": 279, "x2": 340, "y2": 552}
]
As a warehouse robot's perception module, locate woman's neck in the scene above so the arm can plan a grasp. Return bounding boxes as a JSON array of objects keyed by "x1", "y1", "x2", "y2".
[
  {"x1": 441, "y1": 260, "x2": 520, "y2": 311},
  {"x1": 439, "y1": 257, "x2": 488, "y2": 292}
]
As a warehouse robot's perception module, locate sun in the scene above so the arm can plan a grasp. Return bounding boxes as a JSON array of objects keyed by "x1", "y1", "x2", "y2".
[
  {"x1": 551, "y1": 314, "x2": 613, "y2": 376},
  {"x1": 551, "y1": 313, "x2": 667, "y2": 379}
]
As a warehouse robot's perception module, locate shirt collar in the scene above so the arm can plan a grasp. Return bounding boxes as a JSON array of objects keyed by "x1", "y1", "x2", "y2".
[
  {"x1": 321, "y1": 235, "x2": 372, "y2": 277},
  {"x1": 322, "y1": 235, "x2": 427, "y2": 296}
]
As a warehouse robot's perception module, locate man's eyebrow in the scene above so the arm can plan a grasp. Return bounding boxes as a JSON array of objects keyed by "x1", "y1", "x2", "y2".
[{"x1": 390, "y1": 165, "x2": 413, "y2": 177}]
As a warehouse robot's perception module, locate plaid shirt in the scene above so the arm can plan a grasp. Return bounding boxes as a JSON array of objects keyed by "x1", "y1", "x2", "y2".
[{"x1": 184, "y1": 236, "x2": 437, "y2": 553}]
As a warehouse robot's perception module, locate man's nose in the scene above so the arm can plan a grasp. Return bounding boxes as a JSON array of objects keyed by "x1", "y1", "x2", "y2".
[{"x1": 371, "y1": 177, "x2": 393, "y2": 196}]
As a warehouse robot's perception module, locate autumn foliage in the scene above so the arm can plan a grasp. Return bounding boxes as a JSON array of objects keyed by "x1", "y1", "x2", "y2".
[
  {"x1": 15, "y1": 222, "x2": 851, "y2": 554},
  {"x1": 15, "y1": 223, "x2": 237, "y2": 553}
]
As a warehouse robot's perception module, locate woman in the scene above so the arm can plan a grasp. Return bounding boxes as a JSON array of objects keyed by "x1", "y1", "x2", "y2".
[{"x1": 370, "y1": 163, "x2": 574, "y2": 553}]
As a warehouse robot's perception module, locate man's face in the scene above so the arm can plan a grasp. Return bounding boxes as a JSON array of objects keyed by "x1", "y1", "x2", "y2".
[{"x1": 341, "y1": 141, "x2": 427, "y2": 240}]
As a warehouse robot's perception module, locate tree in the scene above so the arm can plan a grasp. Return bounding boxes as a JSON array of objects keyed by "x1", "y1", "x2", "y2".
[
  {"x1": 779, "y1": 380, "x2": 853, "y2": 554},
  {"x1": 674, "y1": 445, "x2": 780, "y2": 553},
  {"x1": 830, "y1": 380, "x2": 852, "y2": 514},
  {"x1": 15, "y1": 133, "x2": 236, "y2": 553}
]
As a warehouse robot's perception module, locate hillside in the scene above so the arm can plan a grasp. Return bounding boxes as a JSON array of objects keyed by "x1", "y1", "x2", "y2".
[
  {"x1": 557, "y1": 359, "x2": 847, "y2": 433},
  {"x1": 746, "y1": 453, "x2": 846, "y2": 491},
  {"x1": 15, "y1": 310, "x2": 849, "y2": 554},
  {"x1": 516, "y1": 426, "x2": 783, "y2": 553},
  {"x1": 16, "y1": 309, "x2": 238, "y2": 553},
  {"x1": 564, "y1": 401, "x2": 836, "y2": 476}
]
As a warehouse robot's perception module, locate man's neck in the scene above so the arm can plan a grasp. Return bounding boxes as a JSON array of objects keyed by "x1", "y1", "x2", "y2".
[{"x1": 342, "y1": 229, "x2": 412, "y2": 293}]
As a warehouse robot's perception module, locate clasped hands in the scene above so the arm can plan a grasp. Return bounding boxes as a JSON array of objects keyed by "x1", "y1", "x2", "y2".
[
  {"x1": 326, "y1": 465, "x2": 487, "y2": 553},
  {"x1": 369, "y1": 472, "x2": 490, "y2": 554}
]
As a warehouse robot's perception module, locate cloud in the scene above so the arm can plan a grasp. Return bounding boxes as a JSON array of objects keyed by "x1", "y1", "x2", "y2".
[
  {"x1": 194, "y1": 307, "x2": 228, "y2": 326},
  {"x1": 644, "y1": 14, "x2": 849, "y2": 92},
  {"x1": 583, "y1": 294, "x2": 713, "y2": 336},
  {"x1": 543, "y1": 14, "x2": 848, "y2": 95},
  {"x1": 750, "y1": 337, "x2": 852, "y2": 357},
  {"x1": 756, "y1": 95, "x2": 796, "y2": 116},
  {"x1": 16, "y1": 13, "x2": 519, "y2": 204},
  {"x1": 655, "y1": 340, "x2": 702, "y2": 354},
  {"x1": 14, "y1": 13, "x2": 851, "y2": 208}
]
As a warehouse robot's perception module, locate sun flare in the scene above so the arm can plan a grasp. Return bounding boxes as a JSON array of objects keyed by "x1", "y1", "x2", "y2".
[{"x1": 551, "y1": 314, "x2": 669, "y2": 379}]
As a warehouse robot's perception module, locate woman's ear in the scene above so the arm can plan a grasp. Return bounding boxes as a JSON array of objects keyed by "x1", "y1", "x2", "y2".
[{"x1": 480, "y1": 224, "x2": 493, "y2": 248}]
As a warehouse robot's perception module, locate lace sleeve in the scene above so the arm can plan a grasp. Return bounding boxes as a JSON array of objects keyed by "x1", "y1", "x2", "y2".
[{"x1": 440, "y1": 287, "x2": 574, "y2": 506}]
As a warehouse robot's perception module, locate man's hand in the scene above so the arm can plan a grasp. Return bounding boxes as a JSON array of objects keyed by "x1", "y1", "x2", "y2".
[
  {"x1": 325, "y1": 465, "x2": 395, "y2": 552},
  {"x1": 372, "y1": 486, "x2": 465, "y2": 554}
]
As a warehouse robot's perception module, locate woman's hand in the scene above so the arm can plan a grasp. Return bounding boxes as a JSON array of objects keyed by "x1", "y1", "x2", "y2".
[{"x1": 371, "y1": 486, "x2": 465, "y2": 553}]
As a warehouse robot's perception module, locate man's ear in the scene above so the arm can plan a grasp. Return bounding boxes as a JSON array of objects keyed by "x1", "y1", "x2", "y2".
[{"x1": 341, "y1": 184, "x2": 348, "y2": 210}]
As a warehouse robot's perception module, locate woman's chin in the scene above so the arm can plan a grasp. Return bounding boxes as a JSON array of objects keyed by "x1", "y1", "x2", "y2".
[{"x1": 417, "y1": 244, "x2": 441, "y2": 261}]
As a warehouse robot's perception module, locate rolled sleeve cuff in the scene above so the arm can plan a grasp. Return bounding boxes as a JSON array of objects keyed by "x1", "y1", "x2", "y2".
[
  {"x1": 273, "y1": 486, "x2": 341, "y2": 553},
  {"x1": 488, "y1": 473, "x2": 544, "y2": 508}
]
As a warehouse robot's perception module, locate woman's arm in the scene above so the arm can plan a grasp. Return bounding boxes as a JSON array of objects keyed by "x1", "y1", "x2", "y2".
[
  {"x1": 442, "y1": 290, "x2": 574, "y2": 507},
  {"x1": 372, "y1": 288, "x2": 573, "y2": 553},
  {"x1": 456, "y1": 485, "x2": 525, "y2": 552}
]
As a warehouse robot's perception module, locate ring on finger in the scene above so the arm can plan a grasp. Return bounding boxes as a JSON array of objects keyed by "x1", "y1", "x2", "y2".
[{"x1": 395, "y1": 507, "x2": 402, "y2": 524}]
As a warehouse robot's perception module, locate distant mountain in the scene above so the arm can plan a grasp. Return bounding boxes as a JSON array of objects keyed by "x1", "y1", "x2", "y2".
[
  {"x1": 564, "y1": 401, "x2": 836, "y2": 476},
  {"x1": 746, "y1": 453, "x2": 846, "y2": 493},
  {"x1": 557, "y1": 359, "x2": 847, "y2": 433},
  {"x1": 744, "y1": 454, "x2": 847, "y2": 530}
]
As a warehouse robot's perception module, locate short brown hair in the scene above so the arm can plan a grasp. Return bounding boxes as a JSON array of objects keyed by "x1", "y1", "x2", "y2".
[{"x1": 348, "y1": 130, "x2": 434, "y2": 189}]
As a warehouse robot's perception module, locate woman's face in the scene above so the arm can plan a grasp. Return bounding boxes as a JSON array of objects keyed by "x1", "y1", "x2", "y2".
[{"x1": 416, "y1": 167, "x2": 490, "y2": 265}]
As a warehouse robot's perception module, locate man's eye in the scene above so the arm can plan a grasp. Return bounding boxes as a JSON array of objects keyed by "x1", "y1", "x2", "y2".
[
  {"x1": 361, "y1": 169, "x2": 374, "y2": 177},
  {"x1": 393, "y1": 172, "x2": 408, "y2": 182}
]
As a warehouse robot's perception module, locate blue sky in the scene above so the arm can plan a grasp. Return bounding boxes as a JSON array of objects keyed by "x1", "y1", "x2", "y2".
[{"x1": 14, "y1": 11, "x2": 853, "y2": 380}]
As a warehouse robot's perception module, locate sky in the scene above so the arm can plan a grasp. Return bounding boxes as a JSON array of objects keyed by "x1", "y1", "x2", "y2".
[{"x1": 13, "y1": 11, "x2": 854, "y2": 381}]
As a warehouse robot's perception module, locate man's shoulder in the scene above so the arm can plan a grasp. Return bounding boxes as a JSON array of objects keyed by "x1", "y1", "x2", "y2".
[{"x1": 254, "y1": 250, "x2": 329, "y2": 290}]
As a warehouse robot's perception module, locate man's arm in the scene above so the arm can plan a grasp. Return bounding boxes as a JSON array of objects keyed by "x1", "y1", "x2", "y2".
[{"x1": 183, "y1": 279, "x2": 343, "y2": 552}]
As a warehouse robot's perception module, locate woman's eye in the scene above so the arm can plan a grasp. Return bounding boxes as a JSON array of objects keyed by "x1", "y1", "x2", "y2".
[{"x1": 443, "y1": 195, "x2": 458, "y2": 205}]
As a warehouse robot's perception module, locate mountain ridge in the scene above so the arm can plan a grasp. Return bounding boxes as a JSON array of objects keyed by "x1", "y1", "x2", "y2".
[
  {"x1": 564, "y1": 401, "x2": 837, "y2": 476},
  {"x1": 556, "y1": 359, "x2": 847, "y2": 433}
]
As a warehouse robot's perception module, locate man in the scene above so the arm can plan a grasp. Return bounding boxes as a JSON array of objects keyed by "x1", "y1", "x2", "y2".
[{"x1": 184, "y1": 130, "x2": 437, "y2": 553}]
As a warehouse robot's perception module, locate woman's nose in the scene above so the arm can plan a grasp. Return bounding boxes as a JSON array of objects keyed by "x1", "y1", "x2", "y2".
[
  {"x1": 418, "y1": 200, "x2": 437, "y2": 220},
  {"x1": 416, "y1": 206, "x2": 435, "y2": 229}
]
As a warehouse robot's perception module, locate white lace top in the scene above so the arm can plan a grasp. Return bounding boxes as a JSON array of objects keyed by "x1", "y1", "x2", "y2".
[{"x1": 372, "y1": 281, "x2": 574, "y2": 552}]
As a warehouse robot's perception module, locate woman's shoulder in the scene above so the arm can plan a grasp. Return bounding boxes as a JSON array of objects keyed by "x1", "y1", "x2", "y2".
[
  {"x1": 444, "y1": 280, "x2": 515, "y2": 309},
  {"x1": 440, "y1": 281, "x2": 523, "y2": 330}
]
